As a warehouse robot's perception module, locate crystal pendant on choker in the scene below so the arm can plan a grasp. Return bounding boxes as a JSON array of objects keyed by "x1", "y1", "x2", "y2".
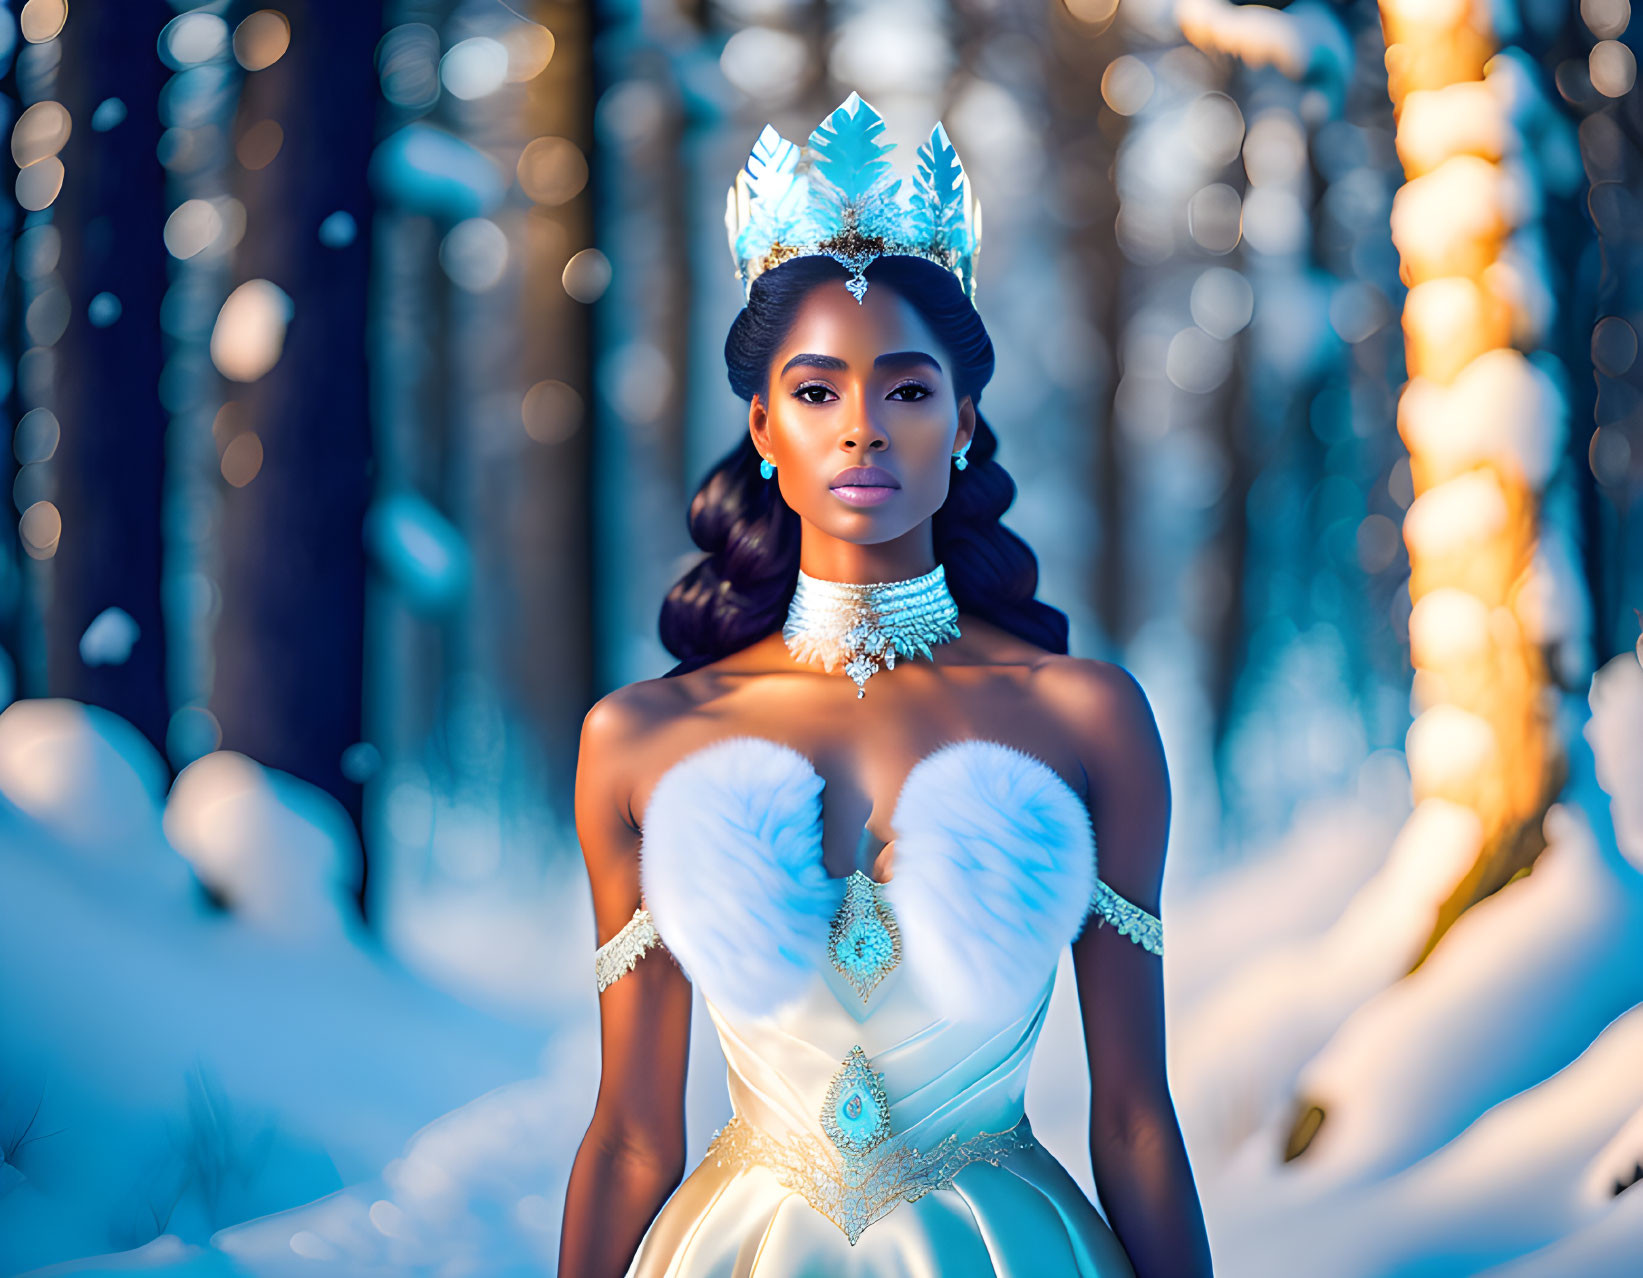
[{"x1": 782, "y1": 564, "x2": 961, "y2": 698}]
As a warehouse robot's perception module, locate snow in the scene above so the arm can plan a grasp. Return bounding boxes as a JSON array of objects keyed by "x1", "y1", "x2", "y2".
[
  {"x1": 1490, "y1": 229, "x2": 1556, "y2": 346},
  {"x1": 5, "y1": 653, "x2": 1643, "y2": 1276},
  {"x1": 79, "y1": 609, "x2": 141, "y2": 669},
  {"x1": 1396, "y1": 348, "x2": 1566, "y2": 489},
  {"x1": 165, "y1": 750, "x2": 360, "y2": 940},
  {"x1": 1169, "y1": 795, "x2": 1482, "y2": 1167},
  {"x1": 1587, "y1": 654, "x2": 1643, "y2": 870},
  {"x1": 1396, "y1": 81, "x2": 1507, "y2": 175},
  {"x1": 1174, "y1": 0, "x2": 1353, "y2": 98},
  {"x1": 1401, "y1": 277, "x2": 1506, "y2": 382},
  {"x1": 1408, "y1": 587, "x2": 1491, "y2": 668},
  {"x1": 1391, "y1": 156, "x2": 1511, "y2": 274},
  {"x1": 1402, "y1": 468, "x2": 1510, "y2": 562},
  {"x1": 1285, "y1": 804, "x2": 1643, "y2": 1188},
  {"x1": 1176, "y1": 655, "x2": 1643, "y2": 1275},
  {"x1": 0, "y1": 705, "x2": 545, "y2": 1276},
  {"x1": 363, "y1": 492, "x2": 471, "y2": 615},
  {"x1": 1406, "y1": 707, "x2": 1501, "y2": 802}
]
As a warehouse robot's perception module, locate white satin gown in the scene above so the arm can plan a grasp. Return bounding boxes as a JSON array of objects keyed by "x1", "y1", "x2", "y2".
[{"x1": 598, "y1": 735, "x2": 1159, "y2": 1277}]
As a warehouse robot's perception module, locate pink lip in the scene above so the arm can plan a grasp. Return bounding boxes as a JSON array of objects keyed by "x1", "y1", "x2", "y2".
[
  {"x1": 829, "y1": 466, "x2": 901, "y2": 509},
  {"x1": 831, "y1": 485, "x2": 898, "y2": 507}
]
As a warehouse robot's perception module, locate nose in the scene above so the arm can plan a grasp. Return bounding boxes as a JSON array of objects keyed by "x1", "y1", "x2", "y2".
[{"x1": 840, "y1": 395, "x2": 890, "y2": 453}]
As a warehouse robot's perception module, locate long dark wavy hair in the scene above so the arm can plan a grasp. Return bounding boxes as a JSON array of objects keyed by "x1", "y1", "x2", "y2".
[{"x1": 659, "y1": 254, "x2": 1068, "y2": 675}]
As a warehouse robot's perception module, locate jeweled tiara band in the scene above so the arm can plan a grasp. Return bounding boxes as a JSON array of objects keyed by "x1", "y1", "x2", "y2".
[{"x1": 724, "y1": 91, "x2": 983, "y2": 306}]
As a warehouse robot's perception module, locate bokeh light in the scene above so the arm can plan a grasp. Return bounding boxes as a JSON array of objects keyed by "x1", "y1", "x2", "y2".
[
  {"x1": 318, "y1": 211, "x2": 357, "y2": 249},
  {"x1": 220, "y1": 431, "x2": 265, "y2": 488},
  {"x1": 210, "y1": 279, "x2": 293, "y2": 382},
  {"x1": 1590, "y1": 426, "x2": 1632, "y2": 487},
  {"x1": 1187, "y1": 184, "x2": 1242, "y2": 254},
  {"x1": 233, "y1": 9, "x2": 291, "y2": 72},
  {"x1": 439, "y1": 218, "x2": 508, "y2": 292},
  {"x1": 719, "y1": 27, "x2": 809, "y2": 102},
  {"x1": 160, "y1": 12, "x2": 229, "y2": 70},
  {"x1": 236, "y1": 119, "x2": 284, "y2": 170},
  {"x1": 1244, "y1": 111, "x2": 1308, "y2": 186},
  {"x1": 501, "y1": 22, "x2": 555, "y2": 82},
  {"x1": 88, "y1": 292, "x2": 122, "y2": 328},
  {"x1": 1357, "y1": 514, "x2": 1402, "y2": 573},
  {"x1": 1242, "y1": 186, "x2": 1307, "y2": 255},
  {"x1": 1190, "y1": 267, "x2": 1255, "y2": 339},
  {"x1": 1581, "y1": 0, "x2": 1632, "y2": 39},
  {"x1": 16, "y1": 225, "x2": 60, "y2": 278},
  {"x1": 562, "y1": 248, "x2": 611, "y2": 304},
  {"x1": 165, "y1": 198, "x2": 225, "y2": 259},
  {"x1": 19, "y1": 0, "x2": 67, "y2": 45},
  {"x1": 521, "y1": 380, "x2": 583, "y2": 445},
  {"x1": 1590, "y1": 40, "x2": 1637, "y2": 98},
  {"x1": 16, "y1": 156, "x2": 65, "y2": 212},
  {"x1": 90, "y1": 97, "x2": 126, "y2": 132},
  {"x1": 12, "y1": 101, "x2": 71, "y2": 168},
  {"x1": 1165, "y1": 327, "x2": 1233, "y2": 394},
  {"x1": 1101, "y1": 54, "x2": 1153, "y2": 115},
  {"x1": 441, "y1": 37, "x2": 509, "y2": 102},
  {"x1": 14, "y1": 408, "x2": 60, "y2": 464},
  {"x1": 1187, "y1": 92, "x2": 1246, "y2": 168},
  {"x1": 1063, "y1": 0, "x2": 1120, "y2": 25},
  {"x1": 1329, "y1": 280, "x2": 1391, "y2": 343},
  {"x1": 377, "y1": 23, "x2": 440, "y2": 110},
  {"x1": 19, "y1": 499, "x2": 62, "y2": 559},
  {"x1": 1593, "y1": 316, "x2": 1638, "y2": 377},
  {"x1": 516, "y1": 137, "x2": 588, "y2": 206},
  {"x1": 26, "y1": 287, "x2": 70, "y2": 346}
]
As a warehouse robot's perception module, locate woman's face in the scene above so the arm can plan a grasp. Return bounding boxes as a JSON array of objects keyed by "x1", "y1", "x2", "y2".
[{"x1": 748, "y1": 278, "x2": 975, "y2": 549}]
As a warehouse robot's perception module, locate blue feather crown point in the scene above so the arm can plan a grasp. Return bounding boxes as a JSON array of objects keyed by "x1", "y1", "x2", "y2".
[{"x1": 725, "y1": 92, "x2": 982, "y2": 306}]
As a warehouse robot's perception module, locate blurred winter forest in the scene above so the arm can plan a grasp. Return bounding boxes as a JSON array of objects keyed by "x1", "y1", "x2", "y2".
[{"x1": 2, "y1": 0, "x2": 1642, "y2": 1274}]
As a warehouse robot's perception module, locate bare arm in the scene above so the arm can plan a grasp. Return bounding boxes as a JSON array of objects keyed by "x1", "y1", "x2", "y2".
[
  {"x1": 1054, "y1": 661, "x2": 1213, "y2": 1278},
  {"x1": 558, "y1": 692, "x2": 695, "y2": 1278}
]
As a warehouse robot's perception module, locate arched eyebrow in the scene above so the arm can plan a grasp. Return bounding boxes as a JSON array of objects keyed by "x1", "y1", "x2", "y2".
[{"x1": 779, "y1": 350, "x2": 944, "y2": 376}]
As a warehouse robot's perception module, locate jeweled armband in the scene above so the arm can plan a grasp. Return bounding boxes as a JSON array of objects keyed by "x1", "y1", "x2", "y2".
[
  {"x1": 1090, "y1": 878, "x2": 1163, "y2": 956},
  {"x1": 594, "y1": 907, "x2": 666, "y2": 992}
]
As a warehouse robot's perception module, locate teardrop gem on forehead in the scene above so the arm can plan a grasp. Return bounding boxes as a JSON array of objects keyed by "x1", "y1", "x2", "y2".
[{"x1": 783, "y1": 564, "x2": 961, "y2": 697}]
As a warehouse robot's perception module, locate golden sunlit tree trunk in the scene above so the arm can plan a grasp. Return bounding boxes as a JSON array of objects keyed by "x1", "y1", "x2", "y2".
[{"x1": 1378, "y1": 0, "x2": 1565, "y2": 963}]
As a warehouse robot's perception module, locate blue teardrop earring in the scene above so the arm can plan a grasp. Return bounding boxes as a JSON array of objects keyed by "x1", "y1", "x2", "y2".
[
  {"x1": 952, "y1": 443, "x2": 970, "y2": 472},
  {"x1": 760, "y1": 456, "x2": 776, "y2": 480}
]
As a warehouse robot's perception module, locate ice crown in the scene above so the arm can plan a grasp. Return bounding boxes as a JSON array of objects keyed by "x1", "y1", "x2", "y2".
[{"x1": 724, "y1": 92, "x2": 982, "y2": 306}]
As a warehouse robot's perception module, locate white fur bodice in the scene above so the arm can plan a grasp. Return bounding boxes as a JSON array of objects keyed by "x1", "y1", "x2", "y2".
[
  {"x1": 637, "y1": 736, "x2": 1102, "y2": 1152},
  {"x1": 639, "y1": 735, "x2": 1098, "y2": 1023}
]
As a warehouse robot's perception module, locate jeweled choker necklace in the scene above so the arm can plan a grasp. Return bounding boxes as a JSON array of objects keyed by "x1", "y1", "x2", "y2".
[{"x1": 782, "y1": 564, "x2": 961, "y2": 698}]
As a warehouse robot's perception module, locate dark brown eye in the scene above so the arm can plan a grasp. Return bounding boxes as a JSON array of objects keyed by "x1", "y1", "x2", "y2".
[
  {"x1": 794, "y1": 382, "x2": 835, "y2": 404},
  {"x1": 887, "y1": 381, "x2": 932, "y2": 401}
]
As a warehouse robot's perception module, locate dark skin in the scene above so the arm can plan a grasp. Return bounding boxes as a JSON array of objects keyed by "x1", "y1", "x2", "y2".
[{"x1": 557, "y1": 278, "x2": 1214, "y2": 1278}]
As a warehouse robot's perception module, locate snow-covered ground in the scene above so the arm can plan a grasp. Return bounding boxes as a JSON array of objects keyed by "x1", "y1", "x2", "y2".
[{"x1": 3, "y1": 655, "x2": 1642, "y2": 1275}]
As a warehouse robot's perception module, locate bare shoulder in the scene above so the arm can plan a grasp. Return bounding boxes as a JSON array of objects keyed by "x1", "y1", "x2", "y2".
[
  {"x1": 576, "y1": 675, "x2": 694, "y2": 838},
  {"x1": 1027, "y1": 655, "x2": 1166, "y2": 781},
  {"x1": 1032, "y1": 656, "x2": 1170, "y2": 895},
  {"x1": 1030, "y1": 654, "x2": 1154, "y2": 727},
  {"x1": 580, "y1": 675, "x2": 688, "y2": 758}
]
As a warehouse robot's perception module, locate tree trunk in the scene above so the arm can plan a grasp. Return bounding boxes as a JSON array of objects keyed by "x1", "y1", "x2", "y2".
[
  {"x1": 46, "y1": 0, "x2": 172, "y2": 758},
  {"x1": 212, "y1": 0, "x2": 379, "y2": 907}
]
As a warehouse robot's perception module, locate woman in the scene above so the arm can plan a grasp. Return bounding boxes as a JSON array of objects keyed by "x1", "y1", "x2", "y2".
[{"x1": 559, "y1": 94, "x2": 1212, "y2": 1277}]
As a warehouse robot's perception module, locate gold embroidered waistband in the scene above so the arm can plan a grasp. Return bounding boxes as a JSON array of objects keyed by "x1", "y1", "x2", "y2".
[{"x1": 703, "y1": 1112, "x2": 1037, "y2": 1245}]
